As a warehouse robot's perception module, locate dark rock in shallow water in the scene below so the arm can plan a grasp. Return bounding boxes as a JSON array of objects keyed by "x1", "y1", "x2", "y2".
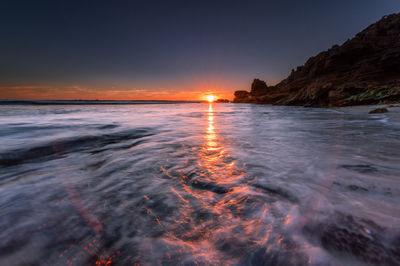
[
  {"x1": 369, "y1": 107, "x2": 389, "y2": 114},
  {"x1": 233, "y1": 13, "x2": 400, "y2": 107}
]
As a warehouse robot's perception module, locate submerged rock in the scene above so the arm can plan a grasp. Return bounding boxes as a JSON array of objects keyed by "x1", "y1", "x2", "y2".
[
  {"x1": 369, "y1": 108, "x2": 389, "y2": 114},
  {"x1": 233, "y1": 13, "x2": 400, "y2": 107}
]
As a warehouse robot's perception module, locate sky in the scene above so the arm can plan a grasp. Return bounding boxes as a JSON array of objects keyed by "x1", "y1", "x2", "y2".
[{"x1": 0, "y1": 0, "x2": 400, "y2": 101}]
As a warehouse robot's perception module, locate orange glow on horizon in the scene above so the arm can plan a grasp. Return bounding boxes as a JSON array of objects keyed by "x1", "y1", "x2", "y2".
[{"x1": 0, "y1": 79, "x2": 238, "y2": 101}]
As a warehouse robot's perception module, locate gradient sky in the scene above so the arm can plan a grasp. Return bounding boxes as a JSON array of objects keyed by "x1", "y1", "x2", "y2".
[{"x1": 1, "y1": 0, "x2": 400, "y2": 100}]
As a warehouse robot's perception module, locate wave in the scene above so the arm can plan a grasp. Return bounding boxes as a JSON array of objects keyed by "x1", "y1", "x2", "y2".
[
  {"x1": 303, "y1": 212, "x2": 400, "y2": 265},
  {"x1": 0, "y1": 128, "x2": 155, "y2": 167}
]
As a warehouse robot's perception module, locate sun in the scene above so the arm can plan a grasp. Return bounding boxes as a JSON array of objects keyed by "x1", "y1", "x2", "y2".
[{"x1": 206, "y1": 95, "x2": 215, "y2": 103}]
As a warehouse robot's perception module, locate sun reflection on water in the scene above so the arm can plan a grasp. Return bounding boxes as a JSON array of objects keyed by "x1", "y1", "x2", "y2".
[
  {"x1": 199, "y1": 103, "x2": 243, "y2": 184},
  {"x1": 153, "y1": 103, "x2": 297, "y2": 265}
]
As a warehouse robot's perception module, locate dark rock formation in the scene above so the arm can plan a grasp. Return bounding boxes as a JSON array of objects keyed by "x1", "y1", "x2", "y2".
[
  {"x1": 233, "y1": 79, "x2": 275, "y2": 103},
  {"x1": 215, "y1": 98, "x2": 229, "y2": 103},
  {"x1": 369, "y1": 108, "x2": 388, "y2": 114},
  {"x1": 234, "y1": 13, "x2": 400, "y2": 107},
  {"x1": 250, "y1": 79, "x2": 269, "y2": 96},
  {"x1": 233, "y1": 90, "x2": 252, "y2": 103}
]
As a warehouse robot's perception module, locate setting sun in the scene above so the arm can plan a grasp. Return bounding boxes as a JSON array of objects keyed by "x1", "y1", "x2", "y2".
[{"x1": 206, "y1": 95, "x2": 215, "y2": 103}]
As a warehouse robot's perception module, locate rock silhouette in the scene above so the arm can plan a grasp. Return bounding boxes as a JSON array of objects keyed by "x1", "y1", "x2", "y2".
[
  {"x1": 215, "y1": 98, "x2": 230, "y2": 103},
  {"x1": 368, "y1": 108, "x2": 388, "y2": 114},
  {"x1": 234, "y1": 13, "x2": 400, "y2": 106}
]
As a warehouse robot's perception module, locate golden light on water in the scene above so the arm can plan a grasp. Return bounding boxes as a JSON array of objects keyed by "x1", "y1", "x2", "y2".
[
  {"x1": 154, "y1": 103, "x2": 291, "y2": 264},
  {"x1": 206, "y1": 95, "x2": 215, "y2": 103}
]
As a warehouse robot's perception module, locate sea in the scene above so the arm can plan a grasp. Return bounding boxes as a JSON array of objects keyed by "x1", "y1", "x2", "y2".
[{"x1": 0, "y1": 101, "x2": 399, "y2": 265}]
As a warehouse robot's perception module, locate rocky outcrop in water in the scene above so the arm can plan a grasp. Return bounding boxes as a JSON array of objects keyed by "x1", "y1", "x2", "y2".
[
  {"x1": 368, "y1": 108, "x2": 389, "y2": 114},
  {"x1": 233, "y1": 90, "x2": 252, "y2": 103},
  {"x1": 250, "y1": 79, "x2": 269, "y2": 96},
  {"x1": 215, "y1": 98, "x2": 230, "y2": 103},
  {"x1": 234, "y1": 13, "x2": 400, "y2": 106}
]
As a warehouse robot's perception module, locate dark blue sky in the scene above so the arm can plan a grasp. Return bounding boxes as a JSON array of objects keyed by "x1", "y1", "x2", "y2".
[{"x1": 1, "y1": 0, "x2": 399, "y2": 100}]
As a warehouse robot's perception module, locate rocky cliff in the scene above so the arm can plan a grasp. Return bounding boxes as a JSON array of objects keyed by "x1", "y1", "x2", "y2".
[{"x1": 234, "y1": 13, "x2": 400, "y2": 107}]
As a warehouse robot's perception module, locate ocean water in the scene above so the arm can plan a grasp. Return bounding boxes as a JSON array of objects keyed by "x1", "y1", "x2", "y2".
[{"x1": 0, "y1": 102, "x2": 399, "y2": 265}]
